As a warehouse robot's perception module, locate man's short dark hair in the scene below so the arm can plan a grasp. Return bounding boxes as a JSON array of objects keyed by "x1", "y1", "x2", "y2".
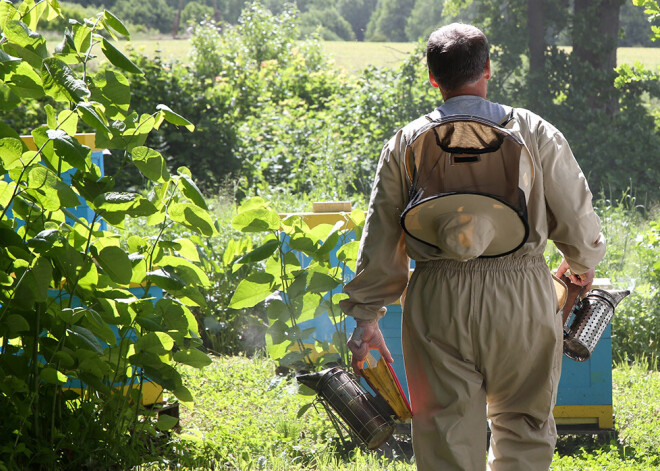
[{"x1": 427, "y1": 23, "x2": 489, "y2": 93}]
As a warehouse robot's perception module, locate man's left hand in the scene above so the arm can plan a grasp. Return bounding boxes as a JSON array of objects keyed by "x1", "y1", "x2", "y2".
[{"x1": 346, "y1": 319, "x2": 394, "y2": 376}]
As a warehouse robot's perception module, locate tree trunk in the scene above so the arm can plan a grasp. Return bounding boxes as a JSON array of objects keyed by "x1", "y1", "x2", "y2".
[
  {"x1": 527, "y1": 0, "x2": 546, "y2": 109},
  {"x1": 171, "y1": 0, "x2": 185, "y2": 38},
  {"x1": 213, "y1": 0, "x2": 222, "y2": 24},
  {"x1": 571, "y1": 0, "x2": 622, "y2": 114}
]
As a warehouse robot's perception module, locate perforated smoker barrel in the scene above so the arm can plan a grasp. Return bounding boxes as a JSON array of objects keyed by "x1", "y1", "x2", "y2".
[
  {"x1": 297, "y1": 367, "x2": 394, "y2": 449},
  {"x1": 564, "y1": 289, "x2": 630, "y2": 362}
]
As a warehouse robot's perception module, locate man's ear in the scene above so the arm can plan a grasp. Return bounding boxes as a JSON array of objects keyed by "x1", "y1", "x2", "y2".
[
  {"x1": 484, "y1": 58, "x2": 491, "y2": 80},
  {"x1": 429, "y1": 71, "x2": 440, "y2": 88}
]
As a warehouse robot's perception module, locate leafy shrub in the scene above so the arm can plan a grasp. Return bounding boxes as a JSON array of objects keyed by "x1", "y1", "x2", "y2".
[
  {"x1": 117, "y1": 51, "x2": 239, "y2": 193},
  {"x1": 226, "y1": 197, "x2": 366, "y2": 372},
  {"x1": 112, "y1": 0, "x2": 174, "y2": 34},
  {"x1": 0, "y1": 2, "x2": 215, "y2": 467},
  {"x1": 180, "y1": 1, "x2": 215, "y2": 28},
  {"x1": 546, "y1": 195, "x2": 660, "y2": 363},
  {"x1": 298, "y1": 7, "x2": 357, "y2": 41}
]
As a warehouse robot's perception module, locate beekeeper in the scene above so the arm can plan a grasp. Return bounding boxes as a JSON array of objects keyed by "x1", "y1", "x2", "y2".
[{"x1": 340, "y1": 23, "x2": 606, "y2": 471}]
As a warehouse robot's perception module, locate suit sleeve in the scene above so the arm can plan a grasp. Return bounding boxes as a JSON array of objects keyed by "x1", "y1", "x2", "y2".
[
  {"x1": 541, "y1": 130, "x2": 606, "y2": 274},
  {"x1": 339, "y1": 133, "x2": 410, "y2": 321}
]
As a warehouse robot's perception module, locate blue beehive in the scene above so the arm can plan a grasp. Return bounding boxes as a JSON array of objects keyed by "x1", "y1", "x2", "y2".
[
  {"x1": 288, "y1": 207, "x2": 614, "y2": 431},
  {"x1": 8, "y1": 134, "x2": 107, "y2": 230},
  {"x1": 6, "y1": 135, "x2": 162, "y2": 405}
]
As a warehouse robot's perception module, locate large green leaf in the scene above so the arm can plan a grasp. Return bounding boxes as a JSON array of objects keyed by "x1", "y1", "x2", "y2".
[
  {"x1": 168, "y1": 202, "x2": 216, "y2": 237},
  {"x1": 337, "y1": 240, "x2": 360, "y2": 264},
  {"x1": 27, "y1": 228, "x2": 60, "y2": 252},
  {"x1": 157, "y1": 298, "x2": 196, "y2": 334},
  {"x1": 3, "y1": 314, "x2": 30, "y2": 337},
  {"x1": 136, "y1": 331, "x2": 174, "y2": 355},
  {"x1": 156, "y1": 104, "x2": 194, "y2": 131},
  {"x1": 156, "y1": 414, "x2": 179, "y2": 432},
  {"x1": 5, "y1": 61, "x2": 44, "y2": 99},
  {"x1": 0, "y1": 1, "x2": 18, "y2": 29},
  {"x1": 68, "y1": 325, "x2": 104, "y2": 354},
  {"x1": 25, "y1": 165, "x2": 80, "y2": 209},
  {"x1": 176, "y1": 169, "x2": 206, "y2": 209},
  {"x1": 0, "y1": 82, "x2": 20, "y2": 110},
  {"x1": 228, "y1": 272, "x2": 276, "y2": 309},
  {"x1": 101, "y1": 38, "x2": 143, "y2": 75},
  {"x1": 2, "y1": 20, "x2": 48, "y2": 68},
  {"x1": 20, "y1": 0, "x2": 51, "y2": 31},
  {"x1": 103, "y1": 10, "x2": 130, "y2": 37},
  {"x1": 94, "y1": 245, "x2": 132, "y2": 284},
  {"x1": 306, "y1": 269, "x2": 341, "y2": 293},
  {"x1": 90, "y1": 69, "x2": 130, "y2": 120},
  {"x1": 0, "y1": 49, "x2": 21, "y2": 64},
  {"x1": 42, "y1": 57, "x2": 90, "y2": 103},
  {"x1": 72, "y1": 23, "x2": 91, "y2": 54},
  {"x1": 77, "y1": 102, "x2": 110, "y2": 134},
  {"x1": 172, "y1": 384, "x2": 193, "y2": 408},
  {"x1": 53, "y1": 29, "x2": 78, "y2": 64},
  {"x1": 131, "y1": 146, "x2": 169, "y2": 183},
  {"x1": 94, "y1": 192, "x2": 158, "y2": 217},
  {"x1": 0, "y1": 137, "x2": 23, "y2": 169},
  {"x1": 155, "y1": 255, "x2": 210, "y2": 287},
  {"x1": 173, "y1": 237, "x2": 200, "y2": 262},
  {"x1": 57, "y1": 110, "x2": 78, "y2": 136},
  {"x1": 266, "y1": 298, "x2": 289, "y2": 323},
  {"x1": 146, "y1": 267, "x2": 186, "y2": 291},
  {"x1": 235, "y1": 238, "x2": 279, "y2": 265},
  {"x1": 83, "y1": 309, "x2": 118, "y2": 346},
  {"x1": 48, "y1": 128, "x2": 89, "y2": 170},
  {"x1": 40, "y1": 367, "x2": 68, "y2": 385},
  {"x1": 232, "y1": 208, "x2": 281, "y2": 233},
  {"x1": 173, "y1": 349, "x2": 211, "y2": 368},
  {"x1": 291, "y1": 292, "x2": 322, "y2": 324}
]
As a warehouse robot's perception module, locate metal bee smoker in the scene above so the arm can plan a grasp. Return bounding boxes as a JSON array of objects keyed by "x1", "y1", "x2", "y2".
[
  {"x1": 563, "y1": 288, "x2": 630, "y2": 362},
  {"x1": 297, "y1": 367, "x2": 394, "y2": 450}
]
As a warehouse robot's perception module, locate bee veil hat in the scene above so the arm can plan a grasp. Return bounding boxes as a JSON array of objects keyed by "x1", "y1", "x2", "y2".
[{"x1": 400, "y1": 114, "x2": 535, "y2": 260}]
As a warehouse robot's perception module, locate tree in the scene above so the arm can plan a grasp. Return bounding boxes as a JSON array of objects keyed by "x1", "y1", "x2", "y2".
[
  {"x1": 338, "y1": 0, "x2": 377, "y2": 41},
  {"x1": 405, "y1": 0, "x2": 445, "y2": 41},
  {"x1": 571, "y1": 0, "x2": 624, "y2": 115},
  {"x1": 298, "y1": 7, "x2": 357, "y2": 40},
  {"x1": 365, "y1": 0, "x2": 415, "y2": 42},
  {"x1": 620, "y1": 0, "x2": 660, "y2": 46}
]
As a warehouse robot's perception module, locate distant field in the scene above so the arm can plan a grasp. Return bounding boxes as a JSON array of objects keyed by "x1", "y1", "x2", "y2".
[{"x1": 85, "y1": 38, "x2": 660, "y2": 73}]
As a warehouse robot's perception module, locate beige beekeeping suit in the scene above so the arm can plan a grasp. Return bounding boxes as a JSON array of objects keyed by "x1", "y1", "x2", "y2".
[{"x1": 340, "y1": 99, "x2": 605, "y2": 471}]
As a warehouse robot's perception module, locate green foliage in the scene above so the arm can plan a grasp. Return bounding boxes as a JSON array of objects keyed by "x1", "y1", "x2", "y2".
[
  {"x1": 365, "y1": 0, "x2": 415, "y2": 42},
  {"x1": 633, "y1": 0, "x2": 660, "y2": 41},
  {"x1": 160, "y1": 355, "x2": 659, "y2": 470},
  {"x1": 546, "y1": 196, "x2": 660, "y2": 363},
  {"x1": 337, "y1": 0, "x2": 377, "y2": 42},
  {"x1": 298, "y1": 7, "x2": 356, "y2": 41},
  {"x1": 405, "y1": 0, "x2": 445, "y2": 41},
  {"x1": 613, "y1": 357, "x2": 660, "y2": 454},
  {"x1": 112, "y1": 0, "x2": 174, "y2": 34},
  {"x1": 227, "y1": 197, "x2": 366, "y2": 372},
  {"x1": 116, "y1": 51, "x2": 239, "y2": 192},
  {"x1": 173, "y1": 355, "x2": 342, "y2": 469},
  {"x1": 0, "y1": 2, "x2": 214, "y2": 467},
  {"x1": 180, "y1": 1, "x2": 215, "y2": 28}
]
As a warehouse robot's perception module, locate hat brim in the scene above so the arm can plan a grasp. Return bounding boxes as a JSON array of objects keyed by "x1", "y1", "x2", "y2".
[{"x1": 401, "y1": 192, "x2": 529, "y2": 257}]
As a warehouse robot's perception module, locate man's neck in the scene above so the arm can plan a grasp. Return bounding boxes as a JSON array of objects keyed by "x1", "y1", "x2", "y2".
[{"x1": 441, "y1": 80, "x2": 488, "y2": 101}]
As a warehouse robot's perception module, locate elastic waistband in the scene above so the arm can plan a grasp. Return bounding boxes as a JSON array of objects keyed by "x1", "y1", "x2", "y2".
[{"x1": 415, "y1": 255, "x2": 547, "y2": 273}]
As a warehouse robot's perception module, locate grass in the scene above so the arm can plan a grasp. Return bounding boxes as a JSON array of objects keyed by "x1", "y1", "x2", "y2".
[
  {"x1": 149, "y1": 355, "x2": 660, "y2": 470},
  {"x1": 72, "y1": 37, "x2": 660, "y2": 73}
]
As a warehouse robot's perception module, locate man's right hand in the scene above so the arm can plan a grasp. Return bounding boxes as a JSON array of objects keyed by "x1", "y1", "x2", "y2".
[
  {"x1": 346, "y1": 319, "x2": 394, "y2": 376},
  {"x1": 556, "y1": 258, "x2": 596, "y2": 292}
]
